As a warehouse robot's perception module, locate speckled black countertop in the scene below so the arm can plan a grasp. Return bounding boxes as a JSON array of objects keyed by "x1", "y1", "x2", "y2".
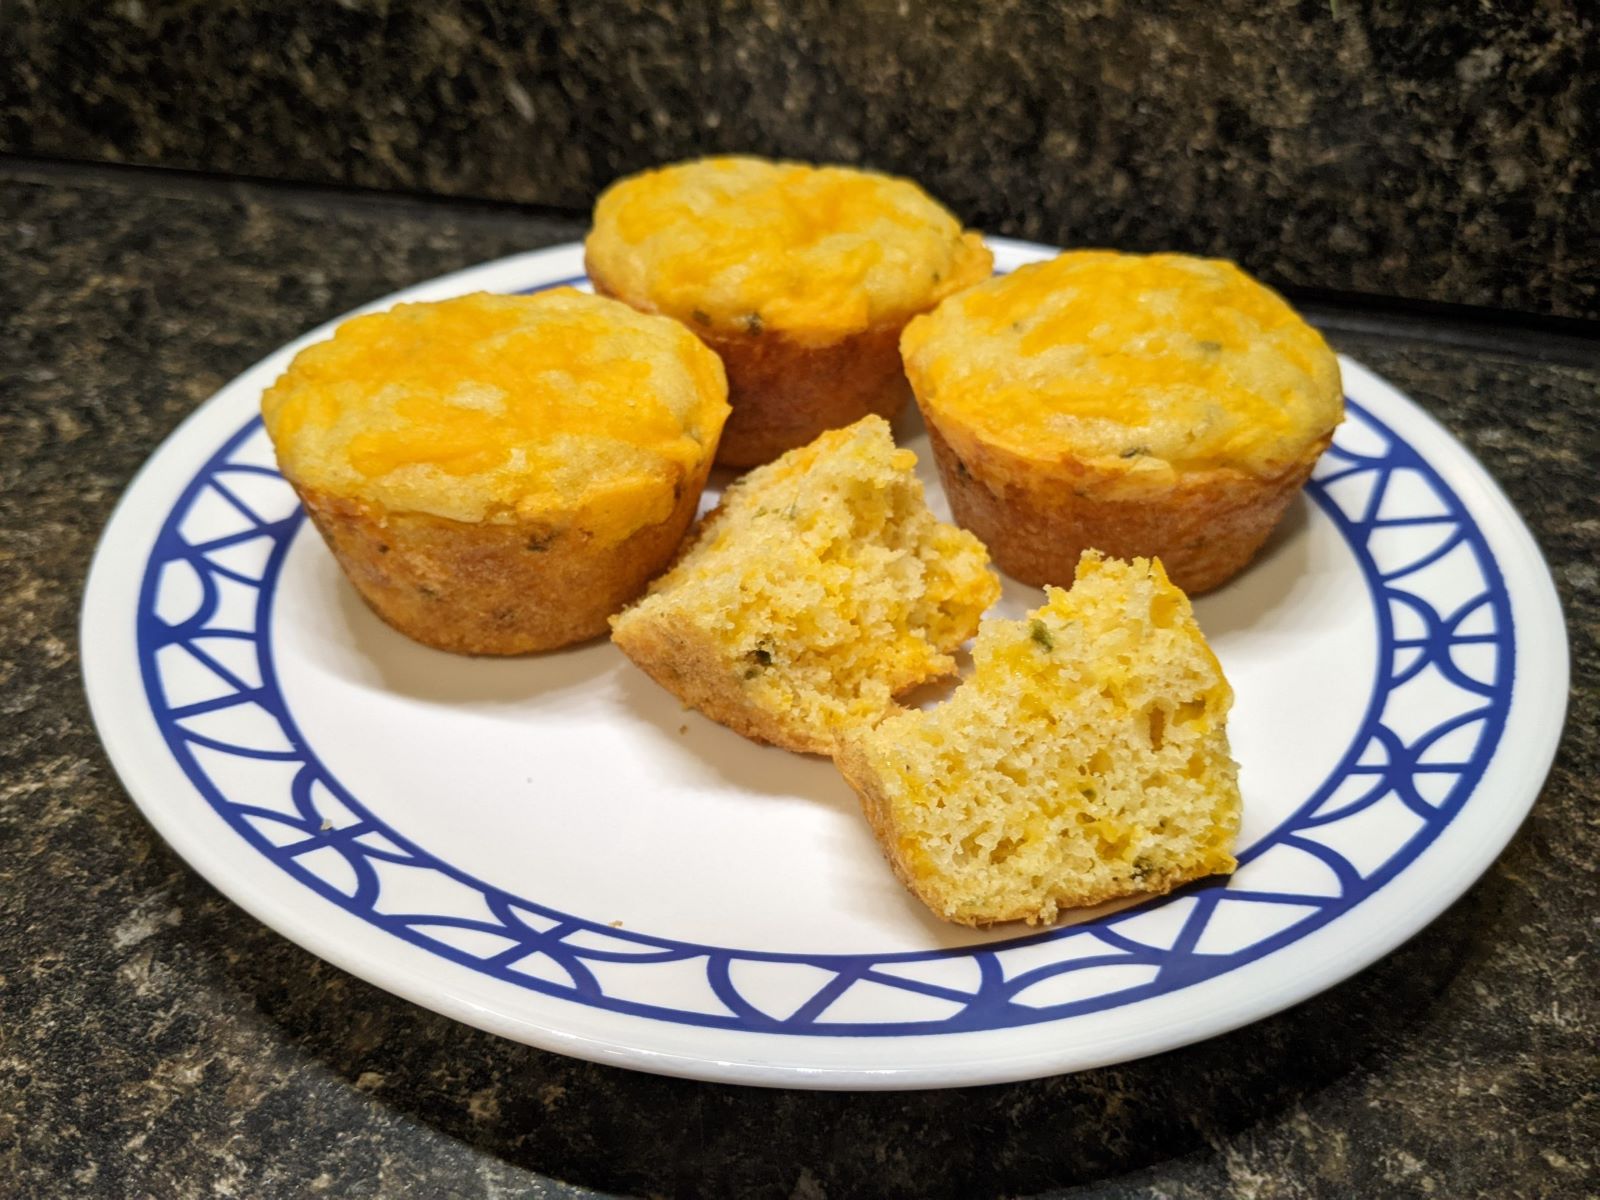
[
  {"x1": 5, "y1": 0, "x2": 1598, "y2": 321},
  {"x1": 2, "y1": 161, "x2": 1596, "y2": 1198}
]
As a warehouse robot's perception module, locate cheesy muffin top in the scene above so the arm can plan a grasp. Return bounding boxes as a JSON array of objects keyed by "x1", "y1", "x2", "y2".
[
  {"x1": 584, "y1": 156, "x2": 993, "y2": 346},
  {"x1": 901, "y1": 251, "x2": 1342, "y2": 481},
  {"x1": 261, "y1": 290, "x2": 729, "y2": 543}
]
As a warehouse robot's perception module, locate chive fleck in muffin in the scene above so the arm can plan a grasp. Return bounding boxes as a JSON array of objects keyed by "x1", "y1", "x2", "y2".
[
  {"x1": 900, "y1": 251, "x2": 1343, "y2": 594},
  {"x1": 585, "y1": 156, "x2": 992, "y2": 467},
  {"x1": 260, "y1": 289, "x2": 729, "y2": 654}
]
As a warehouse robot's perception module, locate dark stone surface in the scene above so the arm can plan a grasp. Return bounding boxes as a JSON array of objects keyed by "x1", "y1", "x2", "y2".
[
  {"x1": 1, "y1": 161, "x2": 1596, "y2": 1198},
  {"x1": 3, "y1": 1, "x2": 1597, "y2": 321}
]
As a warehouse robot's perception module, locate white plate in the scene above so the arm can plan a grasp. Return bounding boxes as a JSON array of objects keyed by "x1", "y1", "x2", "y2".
[{"x1": 81, "y1": 240, "x2": 1569, "y2": 1089}]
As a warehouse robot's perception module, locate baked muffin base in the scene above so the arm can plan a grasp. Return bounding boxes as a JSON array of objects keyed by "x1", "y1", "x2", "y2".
[
  {"x1": 589, "y1": 276, "x2": 910, "y2": 468},
  {"x1": 292, "y1": 462, "x2": 711, "y2": 655},
  {"x1": 924, "y1": 422, "x2": 1328, "y2": 595}
]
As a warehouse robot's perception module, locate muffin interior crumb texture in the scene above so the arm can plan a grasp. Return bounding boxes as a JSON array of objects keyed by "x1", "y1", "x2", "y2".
[
  {"x1": 839, "y1": 552, "x2": 1240, "y2": 925},
  {"x1": 610, "y1": 416, "x2": 999, "y2": 753}
]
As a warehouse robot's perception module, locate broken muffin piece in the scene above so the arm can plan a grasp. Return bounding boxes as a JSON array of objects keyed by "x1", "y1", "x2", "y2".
[
  {"x1": 835, "y1": 551, "x2": 1240, "y2": 925},
  {"x1": 610, "y1": 416, "x2": 999, "y2": 753}
]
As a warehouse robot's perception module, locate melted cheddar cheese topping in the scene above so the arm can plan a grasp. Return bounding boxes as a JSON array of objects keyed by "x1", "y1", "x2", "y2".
[
  {"x1": 261, "y1": 290, "x2": 729, "y2": 541},
  {"x1": 585, "y1": 157, "x2": 992, "y2": 344},
  {"x1": 901, "y1": 251, "x2": 1342, "y2": 477}
]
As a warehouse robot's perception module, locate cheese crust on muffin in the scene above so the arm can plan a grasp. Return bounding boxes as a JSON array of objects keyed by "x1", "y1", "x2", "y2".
[
  {"x1": 835, "y1": 551, "x2": 1240, "y2": 926},
  {"x1": 901, "y1": 251, "x2": 1343, "y2": 593},
  {"x1": 261, "y1": 289, "x2": 729, "y2": 654},
  {"x1": 586, "y1": 156, "x2": 992, "y2": 466}
]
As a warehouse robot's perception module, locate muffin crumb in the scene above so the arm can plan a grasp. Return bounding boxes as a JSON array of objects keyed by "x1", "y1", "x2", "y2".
[
  {"x1": 611, "y1": 416, "x2": 999, "y2": 753},
  {"x1": 836, "y1": 551, "x2": 1240, "y2": 926}
]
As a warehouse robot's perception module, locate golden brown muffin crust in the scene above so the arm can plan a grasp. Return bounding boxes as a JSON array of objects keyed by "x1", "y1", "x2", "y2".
[
  {"x1": 924, "y1": 422, "x2": 1329, "y2": 594},
  {"x1": 294, "y1": 450, "x2": 712, "y2": 655},
  {"x1": 593, "y1": 274, "x2": 911, "y2": 467}
]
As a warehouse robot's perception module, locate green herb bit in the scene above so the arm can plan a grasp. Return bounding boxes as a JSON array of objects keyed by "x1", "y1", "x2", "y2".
[
  {"x1": 1120, "y1": 446, "x2": 1149, "y2": 459},
  {"x1": 1198, "y1": 339, "x2": 1222, "y2": 353},
  {"x1": 750, "y1": 647, "x2": 773, "y2": 666},
  {"x1": 1029, "y1": 619, "x2": 1055, "y2": 651},
  {"x1": 691, "y1": 308, "x2": 712, "y2": 326},
  {"x1": 744, "y1": 311, "x2": 764, "y2": 335}
]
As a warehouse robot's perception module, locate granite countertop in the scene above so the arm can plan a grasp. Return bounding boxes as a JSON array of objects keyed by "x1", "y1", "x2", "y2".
[
  {"x1": 7, "y1": 1, "x2": 1598, "y2": 321},
  {"x1": 2, "y1": 161, "x2": 1595, "y2": 1199}
]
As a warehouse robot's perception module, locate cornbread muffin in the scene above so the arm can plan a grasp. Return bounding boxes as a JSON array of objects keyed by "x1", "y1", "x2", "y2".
[
  {"x1": 585, "y1": 156, "x2": 993, "y2": 467},
  {"x1": 901, "y1": 250, "x2": 1343, "y2": 594},
  {"x1": 261, "y1": 290, "x2": 729, "y2": 654},
  {"x1": 610, "y1": 416, "x2": 1000, "y2": 753},
  {"x1": 835, "y1": 552, "x2": 1240, "y2": 926}
]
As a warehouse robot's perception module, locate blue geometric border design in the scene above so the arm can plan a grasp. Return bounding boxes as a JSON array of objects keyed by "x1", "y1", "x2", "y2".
[{"x1": 135, "y1": 356, "x2": 1514, "y2": 1036}]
